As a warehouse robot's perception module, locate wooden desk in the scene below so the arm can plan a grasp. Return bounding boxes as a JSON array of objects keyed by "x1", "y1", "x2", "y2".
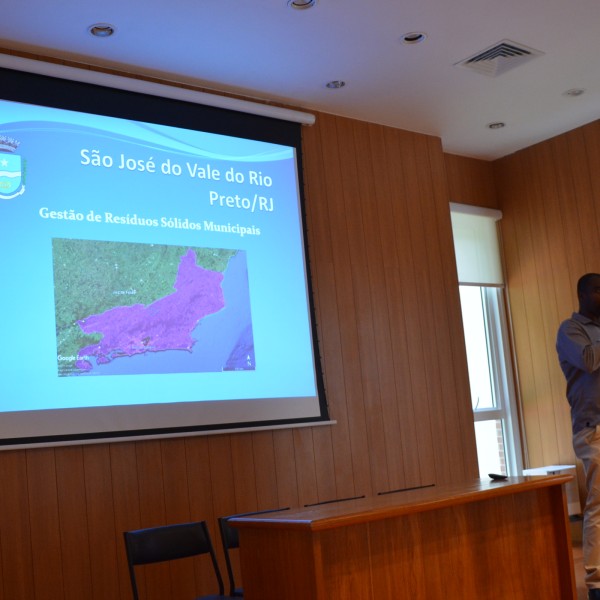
[{"x1": 232, "y1": 476, "x2": 576, "y2": 599}]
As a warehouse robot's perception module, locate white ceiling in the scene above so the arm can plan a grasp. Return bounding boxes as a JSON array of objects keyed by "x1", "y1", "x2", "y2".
[{"x1": 1, "y1": 0, "x2": 599, "y2": 160}]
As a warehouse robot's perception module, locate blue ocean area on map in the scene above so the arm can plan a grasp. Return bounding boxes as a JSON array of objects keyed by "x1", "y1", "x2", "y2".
[
  {"x1": 81, "y1": 251, "x2": 255, "y2": 376},
  {"x1": 223, "y1": 325, "x2": 255, "y2": 371}
]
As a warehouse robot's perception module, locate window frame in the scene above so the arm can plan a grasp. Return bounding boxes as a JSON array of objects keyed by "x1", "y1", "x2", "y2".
[{"x1": 461, "y1": 284, "x2": 524, "y2": 476}]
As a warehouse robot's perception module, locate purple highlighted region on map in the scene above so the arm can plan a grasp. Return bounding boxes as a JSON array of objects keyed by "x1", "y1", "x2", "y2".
[{"x1": 75, "y1": 249, "x2": 225, "y2": 371}]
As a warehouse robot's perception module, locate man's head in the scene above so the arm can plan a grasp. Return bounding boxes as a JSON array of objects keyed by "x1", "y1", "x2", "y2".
[{"x1": 577, "y1": 273, "x2": 600, "y2": 319}]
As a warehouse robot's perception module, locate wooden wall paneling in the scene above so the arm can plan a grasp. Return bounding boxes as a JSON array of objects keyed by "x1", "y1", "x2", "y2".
[
  {"x1": 341, "y1": 118, "x2": 389, "y2": 495},
  {"x1": 530, "y1": 142, "x2": 570, "y2": 319},
  {"x1": 54, "y1": 446, "x2": 92, "y2": 600},
  {"x1": 134, "y1": 440, "x2": 166, "y2": 526},
  {"x1": 424, "y1": 135, "x2": 478, "y2": 481},
  {"x1": 410, "y1": 131, "x2": 459, "y2": 482},
  {"x1": 184, "y1": 435, "x2": 222, "y2": 594},
  {"x1": 82, "y1": 444, "x2": 121, "y2": 600},
  {"x1": 495, "y1": 122, "x2": 600, "y2": 469},
  {"x1": 549, "y1": 136, "x2": 585, "y2": 283},
  {"x1": 109, "y1": 441, "x2": 142, "y2": 599},
  {"x1": 161, "y1": 439, "x2": 192, "y2": 520},
  {"x1": 315, "y1": 114, "x2": 372, "y2": 496},
  {"x1": 356, "y1": 121, "x2": 407, "y2": 492},
  {"x1": 381, "y1": 125, "x2": 436, "y2": 485},
  {"x1": 26, "y1": 448, "x2": 65, "y2": 599},
  {"x1": 301, "y1": 117, "x2": 357, "y2": 499},
  {"x1": 291, "y1": 427, "x2": 319, "y2": 506},
  {"x1": 367, "y1": 124, "x2": 417, "y2": 490},
  {"x1": 184, "y1": 437, "x2": 213, "y2": 520},
  {"x1": 357, "y1": 119, "x2": 423, "y2": 493},
  {"x1": 499, "y1": 150, "x2": 546, "y2": 466},
  {"x1": 531, "y1": 135, "x2": 582, "y2": 465},
  {"x1": 358, "y1": 117, "x2": 414, "y2": 491},
  {"x1": 582, "y1": 122, "x2": 600, "y2": 237},
  {"x1": 271, "y1": 430, "x2": 300, "y2": 509},
  {"x1": 444, "y1": 153, "x2": 498, "y2": 209},
  {"x1": 419, "y1": 135, "x2": 469, "y2": 482},
  {"x1": 159, "y1": 439, "x2": 198, "y2": 599},
  {"x1": 207, "y1": 435, "x2": 235, "y2": 519},
  {"x1": 310, "y1": 427, "x2": 338, "y2": 503},
  {"x1": 230, "y1": 433, "x2": 258, "y2": 510},
  {"x1": 439, "y1": 172, "x2": 480, "y2": 477},
  {"x1": 0, "y1": 451, "x2": 35, "y2": 599},
  {"x1": 250, "y1": 431, "x2": 282, "y2": 510},
  {"x1": 519, "y1": 147, "x2": 559, "y2": 464},
  {"x1": 397, "y1": 130, "x2": 454, "y2": 483},
  {"x1": 544, "y1": 137, "x2": 585, "y2": 462},
  {"x1": 132, "y1": 440, "x2": 168, "y2": 600},
  {"x1": 565, "y1": 129, "x2": 599, "y2": 269},
  {"x1": 530, "y1": 144, "x2": 573, "y2": 464},
  {"x1": 520, "y1": 147, "x2": 562, "y2": 464},
  {"x1": 416, "y1": 134, "x2": 466, "y2": 481},
  {"x1": 580, "y1": 125, "x2": 600, "y2": 311}
]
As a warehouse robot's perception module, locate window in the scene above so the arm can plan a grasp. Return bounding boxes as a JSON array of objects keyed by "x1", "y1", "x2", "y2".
[
  {"x1": 450, "y1": 203, "x2": 523, "y2": 477},
  {"x1": 459, "y1": 285, "x2": 523, "y2": 476}
]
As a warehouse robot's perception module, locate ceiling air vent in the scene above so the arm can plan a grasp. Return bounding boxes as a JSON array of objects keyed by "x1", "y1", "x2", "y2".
[{"x1": 455, "y1": 40, "x2": 544, "y2": 77}]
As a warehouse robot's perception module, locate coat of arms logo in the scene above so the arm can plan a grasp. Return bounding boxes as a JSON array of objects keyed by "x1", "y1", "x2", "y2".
[{"x1": 0, "y1": 135, "x2": 25, "y2": 200}]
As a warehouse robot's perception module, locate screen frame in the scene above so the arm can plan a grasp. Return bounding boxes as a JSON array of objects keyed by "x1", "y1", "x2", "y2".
[{"x1": 0, "y1": 61, "x2": 331, "y2": 448}]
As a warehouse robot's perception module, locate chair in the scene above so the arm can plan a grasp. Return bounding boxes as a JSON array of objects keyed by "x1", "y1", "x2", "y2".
[
  {"x1": 218, "y1": 507, "x2": 290, "y2": 597},
  {"x1": 123, "y1": 520, "x2": 237, "y2": 600}
]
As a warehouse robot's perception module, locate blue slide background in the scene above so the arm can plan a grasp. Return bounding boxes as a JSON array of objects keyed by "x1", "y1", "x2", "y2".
[{"x1": 0, "y1": 99, "x2": 318, "y2": 412}]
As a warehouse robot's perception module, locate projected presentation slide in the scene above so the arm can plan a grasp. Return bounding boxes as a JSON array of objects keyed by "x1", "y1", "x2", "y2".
[
  {"x1": 0, "y1": 97, "x2": 318, "y2": 417},
  {"x1": 52, "y1": 239, "x2": 253, "y2": 377}
]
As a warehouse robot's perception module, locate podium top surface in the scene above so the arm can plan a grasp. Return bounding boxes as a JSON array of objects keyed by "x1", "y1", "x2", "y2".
[{"x1": 231, "y1": 474, "x2": 573, "y2": 532}]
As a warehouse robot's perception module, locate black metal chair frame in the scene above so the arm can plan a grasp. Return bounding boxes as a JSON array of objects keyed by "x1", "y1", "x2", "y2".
[{"x1": 123, "y1": 520, "x2": 236, "y2": 600}]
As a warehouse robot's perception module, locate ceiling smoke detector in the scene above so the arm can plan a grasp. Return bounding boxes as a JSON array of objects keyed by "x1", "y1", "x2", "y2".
[
  {"x1": 402, "y1": 32, "x2": 427, "y2": 45},
  {"x1": 564, "y1": 88, "x2": 585, "y2": 97},
  {"x1": 455, "y1": 39, "x2": 544, "y2": 77},
  {"x1": 287, "y1": 0, "x2": 317, "y2": 9},
  {"x1": 88, "y1": 23, "x2": 115, "y2": 37}
]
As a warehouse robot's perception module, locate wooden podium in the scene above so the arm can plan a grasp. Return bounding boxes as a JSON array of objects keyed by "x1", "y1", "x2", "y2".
[{"x1": 231, "y1": 475, "x2": 576, "y2": 599}]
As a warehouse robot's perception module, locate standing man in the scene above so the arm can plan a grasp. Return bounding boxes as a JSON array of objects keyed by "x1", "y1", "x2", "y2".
[{"x1": 557, "y1": 273, "x2": 600, "y2": 600}]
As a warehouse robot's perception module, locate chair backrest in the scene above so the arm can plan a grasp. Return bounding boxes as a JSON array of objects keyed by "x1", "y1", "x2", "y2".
[
  {"x1": 218, "y1": 508, "x2": 290, "y2": 597},
  {"x1": 123, "y1": 520, "x2": 225, "y2": 600}
]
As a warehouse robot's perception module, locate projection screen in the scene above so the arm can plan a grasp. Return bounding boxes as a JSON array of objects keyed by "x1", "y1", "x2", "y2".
[{"x1": 0, "y1": 65, "x2": 329, "y2": 448}]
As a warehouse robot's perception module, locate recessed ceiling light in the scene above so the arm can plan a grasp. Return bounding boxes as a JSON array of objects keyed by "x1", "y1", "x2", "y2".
[
  {"x1": 487, "y1": 122, "x2": 506, "y2": 129},
  {"x1": 88, "y1": 23, "x2": 115, "y2": 38},
  {"x1": 564, "y1": 88, "x2": 585, "y2": 97},
  {"x1": 287, "y1": 0, "x2": 317, "y2": 9},
  {"x1": 402, "y1": 32, "x2": 427, "y2": 44},
  {"x1": 326, "y1": 80, "x2": 346, "y2": 89}
]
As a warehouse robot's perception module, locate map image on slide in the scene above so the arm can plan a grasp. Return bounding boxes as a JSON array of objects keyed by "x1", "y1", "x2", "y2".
[{"x1": 52, "y1": 238, "x2": 255, "y2": 377}]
